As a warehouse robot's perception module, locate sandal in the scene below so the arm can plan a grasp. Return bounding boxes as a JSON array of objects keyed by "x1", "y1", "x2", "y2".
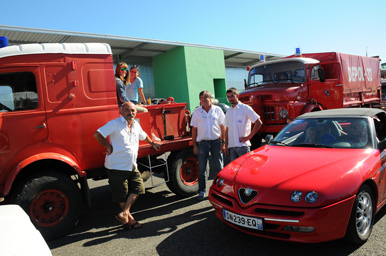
[
  {"x1": 115, "y1": 214, "x2": 127, "y2": 225},
  {"x1": 123, "y1": 220, "x2": 143, "y2": 230}
]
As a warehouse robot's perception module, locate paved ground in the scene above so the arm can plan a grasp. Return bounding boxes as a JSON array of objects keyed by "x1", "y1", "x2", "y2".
[{"x1": 47, "y1": 176, "x2": 386, "y2": 256}]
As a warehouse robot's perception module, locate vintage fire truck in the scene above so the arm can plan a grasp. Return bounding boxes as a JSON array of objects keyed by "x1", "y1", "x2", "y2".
[
  {"x1": 242, "y1": 49, "x2": 382, "y2": 146},
  {"x1": 0, "y1": 39, "x2": 198, "y2": 240}
]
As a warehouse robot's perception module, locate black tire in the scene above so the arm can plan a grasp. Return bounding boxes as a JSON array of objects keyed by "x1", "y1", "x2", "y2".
[
  {"x1": 344, "y1": 185, "x2": 374, "y2": 244},
  {"x1": 166, "y1": 148, "x2": 200, "y2": 197},
  {"x1": 11, "y1": 172, "x2": 83, "y2": 240}
]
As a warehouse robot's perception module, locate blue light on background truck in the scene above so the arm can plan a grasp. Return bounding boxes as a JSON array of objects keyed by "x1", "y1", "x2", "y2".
[{"x1": 0, "y1": 37, "x2": 9, "y2": 48}]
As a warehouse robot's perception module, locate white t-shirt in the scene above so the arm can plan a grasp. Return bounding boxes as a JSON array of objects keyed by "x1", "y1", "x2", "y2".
[
  {"x1": 97, "y1": 116, "x2": 147, "y2": 171},
  {"x1": 190, "y1": 105, "x2": 225, "y2": 142},
  {"x1": 225, "y1": 102, "x2": 259, "y2": 147}
]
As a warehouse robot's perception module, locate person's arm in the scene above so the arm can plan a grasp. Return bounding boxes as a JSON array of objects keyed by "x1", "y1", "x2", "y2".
[
  {"x1": 223, "y1": 126, "x2": 229, "y2": 156},
  {"x1": 192, "y1": 126, "x2": 198, "y2": 155},
  {"x1": 239, "y1": 118, "x2": 263, "y2": 143},
  {"x1": 138, "y1": 88, "x2": 146, "y2": 105},
  {"x1": 144, "y1": 135, "x2": 161, "y2": 151},
  {"x1": 93, "y1": 131, "x2": 113, "y2": 155},
  {"x1": 220, "y1": 124, "x2": 226, "y2": 153},
  {"x1": 116, "y1": 79, "x2": 129, "y2": 103}
]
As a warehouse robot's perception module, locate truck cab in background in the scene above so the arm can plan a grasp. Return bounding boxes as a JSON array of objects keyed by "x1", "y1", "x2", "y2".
[
  {"x1": 242, "y1": 49, "x2": 382, "y2": 147},
  {"x1": 0, "y1": 41, "x2": 197, "y2": 240}
]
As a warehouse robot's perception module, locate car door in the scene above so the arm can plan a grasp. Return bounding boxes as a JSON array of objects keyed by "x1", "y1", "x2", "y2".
[{"x1": 374, "y1": 112, "x2": 386, "y2": 200}]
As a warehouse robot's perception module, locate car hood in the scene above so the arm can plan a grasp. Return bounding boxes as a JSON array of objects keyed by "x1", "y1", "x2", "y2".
[{"x1": 221, "y1": 145, "x2": 378, "y2": 207}]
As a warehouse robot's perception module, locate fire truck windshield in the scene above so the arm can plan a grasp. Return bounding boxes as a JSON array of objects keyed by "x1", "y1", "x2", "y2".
[{"x1": 247, "y1": 60, "x2": 306, "y2": 88}]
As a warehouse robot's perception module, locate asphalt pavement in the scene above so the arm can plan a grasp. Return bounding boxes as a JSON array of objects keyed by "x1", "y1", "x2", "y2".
[{"x1": 47, "y1": 176, "x2": 386, "y2": 256}]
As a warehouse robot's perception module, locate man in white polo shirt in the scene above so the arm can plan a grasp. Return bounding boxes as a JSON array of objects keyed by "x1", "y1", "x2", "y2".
[
  {"x1": 94, "y1": 102, "x2": 160, "y2": 229},
  {"x1": 191, "y1": 90, "x2": 225, "y2": 200},
  {"x1": 224, "y1": 87, "x2": 262, "y2": 161}
]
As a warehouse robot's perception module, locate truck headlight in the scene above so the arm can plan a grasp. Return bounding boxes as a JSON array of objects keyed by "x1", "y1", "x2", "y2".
[{"x1": 279, "y1": 108, "x2": 289, "y2": 119}]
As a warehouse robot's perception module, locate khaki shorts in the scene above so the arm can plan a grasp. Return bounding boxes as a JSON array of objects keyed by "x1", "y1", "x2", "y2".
[{"x1": 106, "y1": 166, "x2": 145, "y2": 203}]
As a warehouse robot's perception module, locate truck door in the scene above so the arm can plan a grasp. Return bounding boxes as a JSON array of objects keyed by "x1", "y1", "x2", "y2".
[
  {"x1": 0, "y1": 68, "x2": 47, "y2": 176},
  {"x1": 308, "y1": 63, "x2": 343, "y2": 109}
]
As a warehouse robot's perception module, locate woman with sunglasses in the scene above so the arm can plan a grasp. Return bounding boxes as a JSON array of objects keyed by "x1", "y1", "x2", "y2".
[
  {"x1": 126, "y1": 65, "x2": 146, "y2": 105},
  {"x1": 115, "y1": 62, "x2": 130, "y2": 108}
]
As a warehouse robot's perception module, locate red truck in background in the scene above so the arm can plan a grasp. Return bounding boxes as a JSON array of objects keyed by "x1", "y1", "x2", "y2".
[
  {"x1": 241, "y1": 50, "x2": 382, "y2": 146},
  {"x1": 0, "y1": 41, "x2": 198, "y2": 240}
]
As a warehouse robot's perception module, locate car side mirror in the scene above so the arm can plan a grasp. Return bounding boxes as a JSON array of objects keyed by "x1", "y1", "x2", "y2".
[
  {"x1": 318, "y1": 68, "x2": 326, "y2": 82},
  {"x1": 265, "y1": 134, "x2": 274, "y2": 144},
  {"x1": 378, "y1": 139, "x2": 386, "y2": 151},
  {"x1": 244, "y1": 79, "x2": 247, "y2": 89}
]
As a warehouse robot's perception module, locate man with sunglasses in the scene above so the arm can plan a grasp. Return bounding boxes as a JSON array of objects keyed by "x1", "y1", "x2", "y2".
[{"x1": 127, "y1": 65, "x2": 147, "y2": 105}]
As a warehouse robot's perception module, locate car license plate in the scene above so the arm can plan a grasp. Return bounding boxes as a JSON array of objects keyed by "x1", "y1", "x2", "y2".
[{"x1": 223, "y1": 209, "x2": 263, "y2": 230}]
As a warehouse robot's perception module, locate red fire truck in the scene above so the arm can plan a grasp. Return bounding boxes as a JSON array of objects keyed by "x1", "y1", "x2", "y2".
[
  {"x1": 0, "y1": 40, "x2": 198, "y2": 240},
  {"x1": 241, "y1": 49, "x2": 382, "y2": 146}
]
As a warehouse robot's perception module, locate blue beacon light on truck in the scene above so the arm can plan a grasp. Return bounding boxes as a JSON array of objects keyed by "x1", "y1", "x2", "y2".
[{"x1": 0, "y1": 37, "x2": 9, "y2": 48}]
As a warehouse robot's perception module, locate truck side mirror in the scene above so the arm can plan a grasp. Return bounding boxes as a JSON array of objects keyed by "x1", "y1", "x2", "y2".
[
  {"x1": 244, "y1": 79, "x2": 247, "y2": 89},
  {"x1": 318, "y1": 68, "x2": 326, "y2": 82}
]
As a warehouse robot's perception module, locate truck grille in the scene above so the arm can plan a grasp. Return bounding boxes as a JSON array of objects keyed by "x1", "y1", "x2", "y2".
[{"x1": 263, "y1": 106, "x2": 288, "y2": 125}]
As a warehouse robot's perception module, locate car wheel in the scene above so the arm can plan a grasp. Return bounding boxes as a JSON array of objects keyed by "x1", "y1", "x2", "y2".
[
  {"x1": 166, "y1": 147, "x2": 200, "y2": 197},
  {"x1": 345, "y1": 185, "x2": 374, "y2": 244},
  {"x1": 11, "y1": 172, "x2": 83, "y2": 240}
]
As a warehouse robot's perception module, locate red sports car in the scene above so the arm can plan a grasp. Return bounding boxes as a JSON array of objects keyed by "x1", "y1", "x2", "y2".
[{"x1": 209, "y1": 108, "x2": 386, "y2": 244}]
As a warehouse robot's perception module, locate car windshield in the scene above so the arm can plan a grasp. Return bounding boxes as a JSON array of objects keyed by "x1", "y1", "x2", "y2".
[
  {"x1": 272, "y1": 117, "x2": 372, "y2": 149},
  {"x1": 247, "y1": 60, "x2": 306, "y2": 88}
]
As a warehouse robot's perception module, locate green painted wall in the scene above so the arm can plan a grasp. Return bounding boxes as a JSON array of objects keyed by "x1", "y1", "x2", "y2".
[{"x1": 153, "y1": 46, "x2": 227, "y2": 111}]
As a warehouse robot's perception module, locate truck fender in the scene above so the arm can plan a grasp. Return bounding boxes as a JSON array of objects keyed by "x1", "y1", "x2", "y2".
[
  {"x1": 4, "y1": 153, "x2": 85, "y2": 196},
  {"x1": 301, "y1": 103, "x2": 323, "y2": 114}
]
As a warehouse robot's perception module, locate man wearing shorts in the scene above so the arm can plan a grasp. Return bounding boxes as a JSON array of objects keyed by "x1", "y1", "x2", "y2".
[{"x1": 94, "y1": 102, "x2": 160, "y2": 229}]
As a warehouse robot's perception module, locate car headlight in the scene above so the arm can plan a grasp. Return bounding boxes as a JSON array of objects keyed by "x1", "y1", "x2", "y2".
[
  {"x1": 218, "y1": 178, "x2": 224, "y2": 187},
  {"x1": 305, "y1": 191, "x2": 318, "y2": 204},
  {"x1": 291, "y1": 191, "x2": 302, "y2": 202},
  {"x1": 279, "y1": 108, "x2": 289, "y2": 119}
]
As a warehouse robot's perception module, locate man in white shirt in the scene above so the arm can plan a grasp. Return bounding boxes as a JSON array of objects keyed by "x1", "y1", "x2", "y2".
[
  {"x1": 94, "y1": 102, "x2": 160, "y2": 229},
  {"x1": 191, "y1": 91, "x2": 225, "y2": 200},
  {"x1": 224, "y1": 87, "x2": 262, "y2": 161}
]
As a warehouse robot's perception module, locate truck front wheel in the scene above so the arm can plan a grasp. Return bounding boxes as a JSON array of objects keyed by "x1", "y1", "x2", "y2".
[
  {"x1": 167, "y1": 148, "x2": 199, "y2": 197},
  {"x1": 11, "y1": 172, "x2": 83, "y2": 240}
]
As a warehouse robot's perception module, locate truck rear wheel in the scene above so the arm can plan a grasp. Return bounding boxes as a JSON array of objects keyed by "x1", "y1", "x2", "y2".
[
  {"x1": 167, "y1": 148, "x2": 199, "y2": 197},
  {"x1": 11, "y1": 172, "x2": 83, "y2": 240}
]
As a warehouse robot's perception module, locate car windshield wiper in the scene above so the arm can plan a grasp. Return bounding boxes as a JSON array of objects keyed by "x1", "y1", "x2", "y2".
[
  {"x1": 270, "y1": 140, "x2": 289, "y2": 146},
  {"x1": 294, "y1": 143, "x2": 332, "y2": 148}
]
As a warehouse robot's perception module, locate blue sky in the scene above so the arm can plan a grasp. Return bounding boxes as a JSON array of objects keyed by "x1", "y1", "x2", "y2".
[{"x1": 2, "y1": 0, "x2": 385, "y2": 63}]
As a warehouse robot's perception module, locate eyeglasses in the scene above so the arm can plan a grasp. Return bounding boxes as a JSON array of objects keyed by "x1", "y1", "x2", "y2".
[{"x1": 120, "y1": 67, "x2": 129, "y2": 72}]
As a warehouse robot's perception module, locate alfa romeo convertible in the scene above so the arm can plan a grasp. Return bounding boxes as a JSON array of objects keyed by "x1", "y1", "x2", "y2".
[{"x1": 209, "y1": 108, "x2": 386, "y2": 244}]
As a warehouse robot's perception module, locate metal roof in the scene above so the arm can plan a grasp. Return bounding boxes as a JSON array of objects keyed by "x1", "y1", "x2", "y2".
[
  {"x1": 0, "y1": 43, "x2": 112, "y2": 58},
  {"x1": 250, "y1": 57, "x2": 319, "y2": 69},
  {"x1": 0, "y1": 25, "x2": 284, "y2": 67}
]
